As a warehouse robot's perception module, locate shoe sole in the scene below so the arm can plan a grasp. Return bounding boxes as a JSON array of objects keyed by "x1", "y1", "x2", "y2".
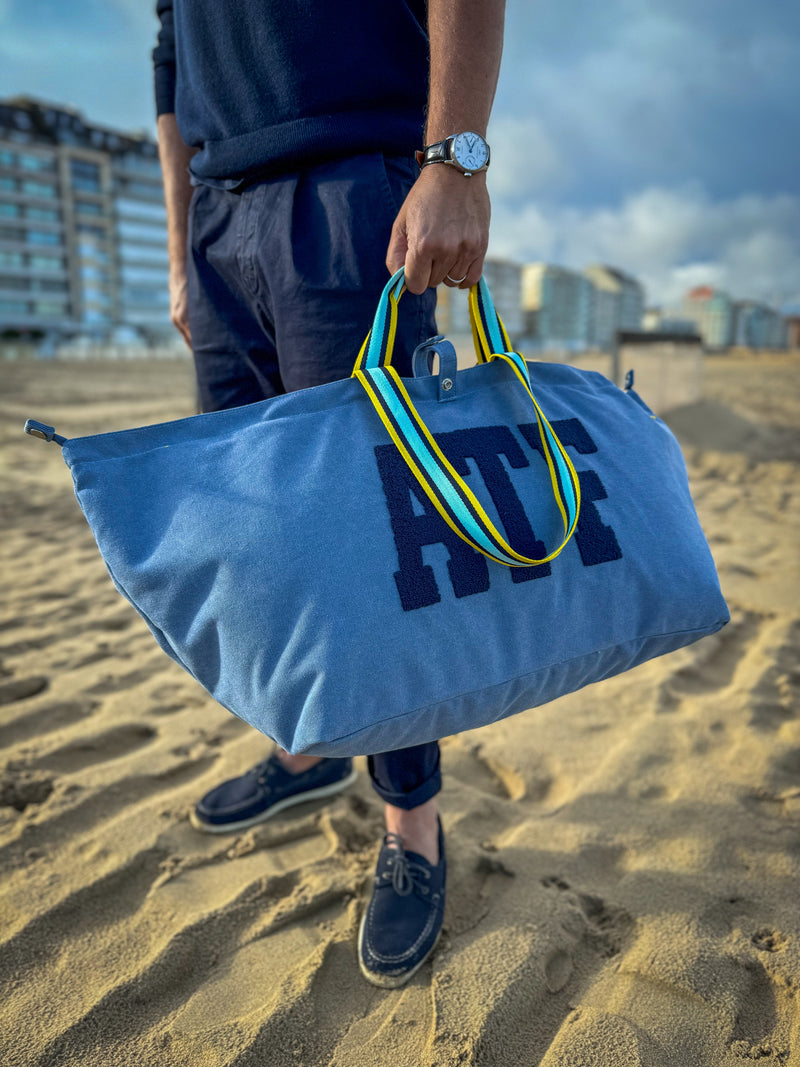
[
  {"x1": 357, "y1": 909, "x2": 442, "y2": 989},
  {"x1": 190, "y1": 767, "x2": 359, "y2": 835}
]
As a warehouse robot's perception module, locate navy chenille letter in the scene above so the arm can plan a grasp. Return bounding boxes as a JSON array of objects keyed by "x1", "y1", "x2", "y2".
[
  {"x1": 375, "y1": 419, "x2": 621, "y2": 612},
  {"x1": 517, "y1": 418, "x2": 622, "y2": 568}
]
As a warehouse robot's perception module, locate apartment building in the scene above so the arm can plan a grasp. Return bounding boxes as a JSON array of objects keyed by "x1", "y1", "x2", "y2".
[
  {"x1": 0, "y1": 96, "x2": 171, "y2": 345},
  {"x1": 521, "y1": 263, "x2": 594, "y2": 350},
  {"x1": 436, "y1": 257, "x2": 524, "y2": 343},
  {"x1": 583, "y1": 264, "x2": 645, "y2": 350},
  {"x1": 733, "y1": 300, "x2": 787, "y2": 349},
  {"x1": 680, "y1": 286, "x2": 735, "y2": 350}
]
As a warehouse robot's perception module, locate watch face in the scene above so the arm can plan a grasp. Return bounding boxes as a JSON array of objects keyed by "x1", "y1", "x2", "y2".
[{"x1": 451, "y1": 132, "x2": 489, "y2": 172}]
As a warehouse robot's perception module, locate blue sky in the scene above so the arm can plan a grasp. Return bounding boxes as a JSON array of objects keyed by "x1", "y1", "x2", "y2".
[{"x1": 1, "y1": 0, "x2": 798, "y2": 308}]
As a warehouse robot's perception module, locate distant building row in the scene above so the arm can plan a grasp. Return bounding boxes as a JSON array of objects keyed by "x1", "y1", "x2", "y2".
[
  {"x1": 670, "y1": 286, "x2": 788, "y2": 350},
  {"x1": 436, "y1": 262, "x2": 646, "y2": 352},
  {"x1": 0, "y1": 96, "x2": 171, "y2": 346},
  {"x1": 438, "y1": 262, "x2": 791, "y2": 353},
  {"x1": 0, "y1": 96, "x2": 792, "y2": 354}
]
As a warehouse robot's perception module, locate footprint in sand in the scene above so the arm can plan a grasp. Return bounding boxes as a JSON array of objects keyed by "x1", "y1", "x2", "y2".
[
  {"x1": 751, "y1": 928, "x2": 789, "y2": 953},
  {"x1": 748, "y1": 618, "x2": 800, "y2": 733},
  {"x1": 86, "y1": 662, "x2": 170, "y2": 696},
  {"x1": 540, "y1": 875, "x2": 634, "y2": 961},
  {"x1": 0, "y1": 699, "x2": 99, "y2": 748},
  {"x1": 656, "y1": 610, "x2": 764, "y2": 712},
  {"x1": 29, "y1": 723, "x2": 157, "y2": 774},
  {"x1": 443, "y1": 740, "x2": 555, "y2": 803},
  {"x1": 0, "y1": 676, "x2": 48, "y2": 706},
  {"x1": 0, "y1": 771, "x2": 54, "y2": 812}
]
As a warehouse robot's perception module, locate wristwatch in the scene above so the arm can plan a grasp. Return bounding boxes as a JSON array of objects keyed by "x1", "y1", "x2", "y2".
[{"x1": 416, "y1": 131, "x2": 491, "y2": 177}]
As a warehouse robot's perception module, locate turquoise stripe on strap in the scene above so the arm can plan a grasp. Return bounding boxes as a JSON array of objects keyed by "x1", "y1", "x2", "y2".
[
  {"x1": 477, "y1": 277, "x2": 506, "y2": 354},
  {"x1": 541, "y1": 419, "x2": 578, "y2": 520},
  {"x1": 366, "y1": 368, "x2": 522, "y2": 565}
]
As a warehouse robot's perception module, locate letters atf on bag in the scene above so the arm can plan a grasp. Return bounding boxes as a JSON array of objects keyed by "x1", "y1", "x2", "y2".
[
  {"x1": 44, "y1": 270, "x2": 729, "y2": 757},
  {"x1": 376, "y1": 418, "x2": 620, "y2": 613}
]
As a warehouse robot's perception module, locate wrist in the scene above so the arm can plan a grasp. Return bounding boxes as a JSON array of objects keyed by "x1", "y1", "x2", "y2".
[{"x1": 415, "y1": 163, "x2": 487, "y2": 191}]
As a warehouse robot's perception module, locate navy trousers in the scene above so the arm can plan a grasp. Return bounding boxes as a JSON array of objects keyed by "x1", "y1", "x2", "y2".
[{"x1": 186, "y1": 152, "x2": 441, "y2": 810}]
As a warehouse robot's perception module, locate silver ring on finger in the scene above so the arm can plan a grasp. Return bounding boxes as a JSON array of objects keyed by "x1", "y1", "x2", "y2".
[{"x1": 446, "y1": 273, "x2": 467, "y2": 284}]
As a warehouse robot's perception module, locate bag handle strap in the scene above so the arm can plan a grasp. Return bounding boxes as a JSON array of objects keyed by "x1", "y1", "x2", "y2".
[
  {"x1": 352, "y1": 270, "x2": 512, "y2": 373},
  {"x1": 352, "y1": 270, "x2": 581, "y2": 568}
]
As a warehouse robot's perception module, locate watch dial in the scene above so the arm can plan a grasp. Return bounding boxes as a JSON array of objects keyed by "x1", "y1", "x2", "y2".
[{"x1": 452, "y1": 132, "x2": 488, "y2": 172}]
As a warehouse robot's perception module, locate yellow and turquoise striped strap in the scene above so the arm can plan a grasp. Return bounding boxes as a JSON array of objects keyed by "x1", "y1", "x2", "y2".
[
  {"x1": 352, "y1": 269, "x2": 581, "y2": 568},
  {"x1": 352, "y1": 271, "x2": 512, "y2": 373}
]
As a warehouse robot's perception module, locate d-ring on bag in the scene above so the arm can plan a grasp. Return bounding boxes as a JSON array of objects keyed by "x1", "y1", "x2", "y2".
[{"x1": 26, "y1": 270, "x2": 729, "y2": 755}]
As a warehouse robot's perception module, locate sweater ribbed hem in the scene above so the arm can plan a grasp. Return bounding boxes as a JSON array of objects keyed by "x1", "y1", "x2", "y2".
[{"x1": 188, "y1": 111, "x2": 424, "y2": 183}]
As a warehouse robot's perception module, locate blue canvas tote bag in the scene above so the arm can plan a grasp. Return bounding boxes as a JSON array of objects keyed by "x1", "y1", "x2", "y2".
[{"x1": 25, "y1": 270, "x2": 729, "y2": 756}]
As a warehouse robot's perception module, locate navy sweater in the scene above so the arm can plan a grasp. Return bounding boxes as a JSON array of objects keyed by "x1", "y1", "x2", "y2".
[{"x1": 153, "y1": 0, "x2": 430, "y2": 183}]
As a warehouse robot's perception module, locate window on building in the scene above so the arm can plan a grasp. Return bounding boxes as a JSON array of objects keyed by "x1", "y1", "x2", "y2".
[
  {"x1": 28, "y1": 254, "x2": 63, "y2": 271},
  {"x1": 122, "y1": 285, "x2": 169, "y2": 307},
  {"x1": 21, "y1": 180, "x2": 57, "y2": 199},
  {"x1": 0, "y1": 225, "x2": 25, "y2": 241},
  {"x1": 83, "y1": 287, "x2": 112, "y2": 307},
  {"x1": 20, "y1": 153, "x2": 54, "y2": 173},
  {"x1": 117, "y1": 180, "x2": 164, "y2": 202},
  {"x1": 36, "y1": 278, "x2": 68, "y2": 294},
  {"x1": 78, "y1": 223, "x2": 106, "y2": 239},
  {"x1": 70, "y1": 158, "x2": 102, "y2": 193},
  {"x1": 0, "y1": 203, "x2": 20, "y2": 218},
  {"x1": 121, "y1": 263, "x2": 167, "y2": 284},
  {"x1": 0, "y1": 251, "x2": 24, "y2": 268},
  {"x1": 0, "y1": 149, "x2": 17, "y2": 168},
  {"x1": 28, "y1": 230, "x2": 62, "y2": 247},
  {"x1": 118, "y1": 220, "x2": 167, "y2": 244},
  {"x1": 0, "y1": 298, "x2": 29, "y2": 315},
  {"x1": 121, "y1": 244, "x2": 169, "y2": 266},
  {"x1": 79, "y1": 241, "x2": 110, "y2": 263},
  {"x1": 34, "y1": 301, "x2": 67, "y2": 316},
  {"x1": 75, "y1": 200, "x2": 104, "y2": 217},
  {"x1": 116, "y1": 197, "x2": 167, "y2": 223},
  {"x1": 80, "y1": 264, "x2": 109, "y2": 282},
  {"x1": 82, "y1": 309, "x2": 111, "y2": 324},
  {"x1": 0, "y1": 275, "x2": 29, "y2": 291},
  {"x1": 26, "y1": 207, "x2": 60, "y2": 223},
  {"x1": 0, "y1": 176, "x2": 16, "y2": 192},
  {"x1": 117, "y1": 154, "x2": 162, "y2": 178}
]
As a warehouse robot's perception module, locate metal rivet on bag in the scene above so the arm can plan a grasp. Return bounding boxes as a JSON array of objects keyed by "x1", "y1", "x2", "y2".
[{"x1": 442, "y1": 378, "x2": 453, "y2": 391}]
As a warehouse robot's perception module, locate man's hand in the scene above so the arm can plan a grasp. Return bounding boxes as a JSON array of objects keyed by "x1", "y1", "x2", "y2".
[
  {"x1": 169, "y1": 267, "x2": 192, "y2": 347},
  {"x1": 386, "y1": 164, "x2": 490, "y2": 295}
]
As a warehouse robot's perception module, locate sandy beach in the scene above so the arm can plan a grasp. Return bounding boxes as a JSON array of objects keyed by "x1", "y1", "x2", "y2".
[{"x1": 1, "y1": 351, "x2": 798, "y2": 1067}]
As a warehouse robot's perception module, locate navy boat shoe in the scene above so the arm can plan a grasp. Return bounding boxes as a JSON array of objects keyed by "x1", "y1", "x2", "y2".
[
  {"x1": 191, "y1": 753, "x2": 357, "y2": 833},
  {"x1": 358, "y1": 819, "x2": 446, "y2": 987}
]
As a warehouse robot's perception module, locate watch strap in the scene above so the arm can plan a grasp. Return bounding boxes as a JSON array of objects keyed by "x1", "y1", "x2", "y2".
[{"x1": 416, "y1": 140, "x2": 451, "y2": 168}]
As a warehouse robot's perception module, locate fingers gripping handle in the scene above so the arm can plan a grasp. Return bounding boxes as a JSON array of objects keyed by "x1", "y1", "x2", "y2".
[{"x1": 353, "y1": 269, "x2": 581, "y2": 568}]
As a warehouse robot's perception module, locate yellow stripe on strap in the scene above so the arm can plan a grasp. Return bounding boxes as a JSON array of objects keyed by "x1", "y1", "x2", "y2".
[
  {"x1": 384, "y1": 366, "x2": 579, "y2": 565},
  {"x1": 355, "y1": 369, "x2": 493, "y2": 560}
]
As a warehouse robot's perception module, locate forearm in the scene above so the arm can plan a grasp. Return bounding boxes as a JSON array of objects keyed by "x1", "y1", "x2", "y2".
[
  {"x1": 157, "y1": 113, "x2": 197, "y2": 278},
  {"x1": 157, "y1": 113, "x2": 197, "y2": 345},
  {"x1": 425, "y1": 0, "x2": 505, "y2": 144},
  {"x1": 386, "y1": 0, "x2": 505, "y2": 293}
]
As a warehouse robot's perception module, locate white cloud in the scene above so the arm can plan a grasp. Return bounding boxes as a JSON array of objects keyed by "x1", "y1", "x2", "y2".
[
  {"x1": 488, "y1": 184, "x2": 800, "y2": 308},
  {"x1": 494, "y1": 0, "x2": 799, "y2": 200},
  {"x1": 486, "y1": 115, "x2": 568, "y2": 199}
]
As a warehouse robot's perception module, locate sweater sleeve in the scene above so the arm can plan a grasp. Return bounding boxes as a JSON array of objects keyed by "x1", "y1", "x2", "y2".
[{"x1": 152, "y1": 0, "x2": 177, "y2": 116}]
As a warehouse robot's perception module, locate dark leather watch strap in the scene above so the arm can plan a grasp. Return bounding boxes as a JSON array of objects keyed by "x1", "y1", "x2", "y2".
[{"x1": 416, "y1": 140, "x2": 450, "y2": 168}]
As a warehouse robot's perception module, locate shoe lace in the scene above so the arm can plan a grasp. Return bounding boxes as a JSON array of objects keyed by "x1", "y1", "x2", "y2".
[
  {"x1": 382, "y1": 833, "x2": 432, "y2": 897},
  {"x1": 253, "y1": 758, "x2": 280, "y2": 786}
]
